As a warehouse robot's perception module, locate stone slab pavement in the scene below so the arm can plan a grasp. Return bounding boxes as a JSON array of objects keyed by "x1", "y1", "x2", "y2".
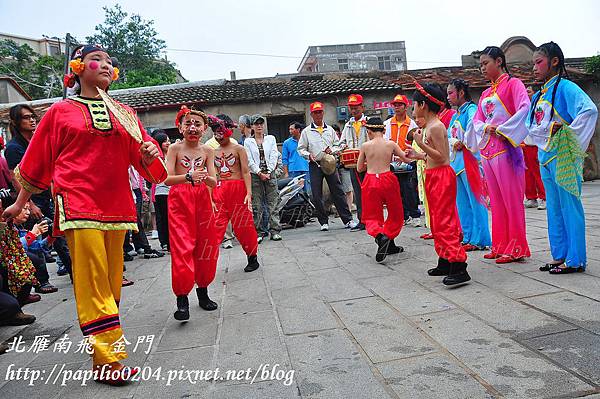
[{"x1": 1, "y1": 181, "x2": 600, "y2": 398}]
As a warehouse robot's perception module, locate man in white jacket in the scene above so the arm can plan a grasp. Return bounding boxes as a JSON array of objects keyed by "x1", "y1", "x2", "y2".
[{"x1": 298, "y1": 102, "x2": 356, "y2": 231}]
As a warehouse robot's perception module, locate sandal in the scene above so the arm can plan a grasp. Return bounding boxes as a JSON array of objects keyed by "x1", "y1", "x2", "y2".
[
  {"x1": 548, "y1": 265, "x2": 584, "y2": 274},
  {"x1": 122, "y1": 278, "x2": 134, "y2": 287}
]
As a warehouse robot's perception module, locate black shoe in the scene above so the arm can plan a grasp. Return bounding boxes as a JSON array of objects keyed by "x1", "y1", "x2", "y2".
[
  {"x1": 144, "y1": 249, "x2": 165, "y2": 259},
  {"x1": 375, "y1": 234, "x2": 390, "y2": 263},
  {"x1": 174, "y1": 295, "x2": 189, "y2": 320},
  {"x1": 196, "y1": 287, "x2": 218, "y2": 311},
  {"x1": 387, "y1": 239, "x2": 404, "y2": 255},
  {"x1": 57, "y1": 265, "x2": 69, "y2": 276},
  {"x1": 244, "y1": 255, "x2": 260, "y2": 272},
  {"x1": 350, "y1": 223, "x2": 366, "y2": 232},
  {"x1": 443, "y1": 262, "x2": 471, "y2": 286},
  {"x1": 428, "y1": 257, "x2": 451, "y2": 276},
  {"x1": 124, "y1": 253, "x2": 134, "y2": 262}
]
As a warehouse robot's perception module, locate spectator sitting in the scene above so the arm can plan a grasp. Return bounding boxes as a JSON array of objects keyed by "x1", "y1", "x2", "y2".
[
  {"x1": 0, "y1": 189, "x2": 40, "y2": 307},
  {"x1": 13, "y1": 204, "x2": 58, "y2": 294},
  {"x1": 0, "y1": 274, "x2": 35, "y2": 327}
]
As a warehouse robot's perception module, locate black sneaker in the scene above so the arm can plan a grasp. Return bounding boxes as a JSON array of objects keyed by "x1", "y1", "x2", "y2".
[
  {"x1": 57, "y1": 265, "x2": 69, "y2": 276},
  {"x1": 124, "y1": 253, "x2": 134, "y2": 262},
  {"x1": 174, "y1": 296, "x2": 190, "y2": 321}
]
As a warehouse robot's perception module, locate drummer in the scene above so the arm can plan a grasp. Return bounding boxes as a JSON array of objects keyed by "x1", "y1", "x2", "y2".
[
  {"x1": 298, "y1": 102, "x2": 356, "y2": 232},
  {"x1": 339, "y1": 94, "x2": 368, "y2": 231},
  {"x1": 384, "y1": 94, "x2": 421, "y2": 227}
]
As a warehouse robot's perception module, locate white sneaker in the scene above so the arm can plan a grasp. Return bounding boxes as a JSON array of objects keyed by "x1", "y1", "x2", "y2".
[
  {"x1": 320, "y1": 224, "x2": 329, "y2": 231},
  {"x1": 524, "y1": 199, "x2": 537, "y2": 208},
  {"x1": 411, "y1": 217, "x2": 422, "y2": 227},
  {"x1": 537, "y1": 199, "x2": 546, "y2": 210},
  {"x1": 221, "y1": 240, "x2": 233, "y2": 249},
  {"x1": 346, "y1": 220, "x2": 358, "y2": 229},
  {"x1": 127, "y1": 250, "x2": 138, "y2": 257},
  {"x1": 257, "y1": 236, "x2": 264, "y2": 244},
  {"x1": 404, "y1": 217, "x2": 413, "y2": 226},
  {"x1": 151, "y1": 230, "x2": 159, "y2": 239}
]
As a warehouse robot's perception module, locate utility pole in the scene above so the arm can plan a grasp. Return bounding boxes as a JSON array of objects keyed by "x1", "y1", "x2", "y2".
[{"x1": 62, "y1": 33, "x2": 73, "y2": 99}]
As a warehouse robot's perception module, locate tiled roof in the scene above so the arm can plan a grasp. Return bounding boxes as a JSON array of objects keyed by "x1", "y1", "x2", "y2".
[
  {"x1": 110, "y1": 76, "x2": 400, "y2": 110},
  {"x1": 385, "y1": 63, "x2": 593, "y2": 90},
  {"x1": 0, "y1": 65, "x2": 594, "y2": 123}
]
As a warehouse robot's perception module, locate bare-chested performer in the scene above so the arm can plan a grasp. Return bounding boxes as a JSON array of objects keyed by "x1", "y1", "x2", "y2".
[
  {"x1": 357, "y1": 117, "x2": 412, "y2": 263},
  {"x1": 165, "y1": 106, "x2": 219, "y2": 321},
  {"x1": 406, "y1": 82, "x2": 470, "y2": 286},
  {"x1": 208, "y1": 115, "x2": 260, "y2": 273}
]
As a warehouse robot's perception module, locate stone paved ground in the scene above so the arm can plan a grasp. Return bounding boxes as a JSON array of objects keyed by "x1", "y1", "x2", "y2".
[{"x1": 1, "y1": 182, "x2": 600, "y2": 399}]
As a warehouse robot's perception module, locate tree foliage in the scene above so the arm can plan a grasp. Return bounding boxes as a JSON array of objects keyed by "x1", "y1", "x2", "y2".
[
  {"x1": 584, "y1": 55, "x2": 600, "y2": 77},
  {"x1": 86, "y1": 4, "x2": 180, "y2": 89},
  {"x1": 0, "y1": 39, "x2": 64, "y2": 99}
]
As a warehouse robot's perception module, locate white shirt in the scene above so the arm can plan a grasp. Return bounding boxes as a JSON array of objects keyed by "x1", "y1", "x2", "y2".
[{"x1": 244, "y1": 135, "x2": 280, "y2": 174}]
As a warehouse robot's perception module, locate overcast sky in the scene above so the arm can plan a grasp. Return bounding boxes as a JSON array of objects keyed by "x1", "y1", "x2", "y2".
[{"x1": 1, "y1": 0, "x2": 599, "y2": 82}]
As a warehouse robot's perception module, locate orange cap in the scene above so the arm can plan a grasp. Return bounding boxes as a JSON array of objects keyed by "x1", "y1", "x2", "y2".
[
  {"x1": 310, "y1": 101, "x2": 324, "y2": 112},
  {"x1": 347, "y1": 94, "x2": 363, "y2": 106},
  {"x1": 391, "y1": 94, "x2": 409, "y2": 105}
]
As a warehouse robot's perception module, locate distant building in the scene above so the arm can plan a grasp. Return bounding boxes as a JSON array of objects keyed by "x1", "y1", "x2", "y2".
[
  {"x1": 0, "y1": 32, "x2": 66, "y2": 57},
  {"x1": 298, "y1": 41, "x2": 407, "y2": 73}
]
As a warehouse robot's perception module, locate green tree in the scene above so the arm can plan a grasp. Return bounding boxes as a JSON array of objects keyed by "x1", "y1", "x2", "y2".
[
  {"x1": 0, "y1": 39, "x2": 64, "y2": 99},
  {"x1": 86, "y1": 4, "x2": 181, "y2": 88},
  {"x1": 584, "y1": 55, "x2": 600, "y2": 77}
]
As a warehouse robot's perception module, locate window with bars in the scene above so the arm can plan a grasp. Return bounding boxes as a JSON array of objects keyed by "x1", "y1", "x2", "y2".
[{"x1": 338, "y1": 58, "x2": 349, "y2": 71}]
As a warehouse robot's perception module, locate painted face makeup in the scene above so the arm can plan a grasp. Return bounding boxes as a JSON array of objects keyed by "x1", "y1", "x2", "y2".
[
  {"x1": 533, "y1": 53, "x2": 550, "y2": 81},
  {"x1": 88, "y1": 61, "x2": 99, "y2": 70},
  {"x1": 447, "y1": 85, "x2": 459, "y2": 106}
]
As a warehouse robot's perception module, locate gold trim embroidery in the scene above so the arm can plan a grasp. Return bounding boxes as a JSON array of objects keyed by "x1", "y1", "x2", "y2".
[{"x1": 14, "y1": 166, "x2": 44, "y2": 194}]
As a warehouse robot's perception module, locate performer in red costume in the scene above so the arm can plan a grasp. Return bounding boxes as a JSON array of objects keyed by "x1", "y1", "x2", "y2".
[
  {"x1": 165, "y1": 106, "x2": 219, "y2": 321},
  {"x1": 209, "y1": 115, "x2": 260, "y2": 272},
  {"x1": 2, "y1": 44, "x2": 167, "y2": 385},
  {"x1": 406, "y1": 82, "x2": 470, "y2": 286},
  {"x1": 357, "y1": 117, "x2": 412, "y2": 263}
]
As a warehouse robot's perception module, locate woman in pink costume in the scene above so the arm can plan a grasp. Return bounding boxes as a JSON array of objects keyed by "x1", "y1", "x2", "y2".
[{"x1": 465, "y1": 46, "x2": 531, "y2": 264}]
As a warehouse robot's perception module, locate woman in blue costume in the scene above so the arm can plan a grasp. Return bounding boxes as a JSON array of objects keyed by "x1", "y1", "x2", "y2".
[
  {"x1": 526, "y1": 42, "x2": 598, "y2": 274},
  {"x1": 447, "y1": 79, "x2": 491, "y2": 251}
]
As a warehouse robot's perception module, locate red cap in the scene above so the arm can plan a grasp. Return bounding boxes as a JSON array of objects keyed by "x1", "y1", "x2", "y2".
[
  {"x1": 310, "y1": 102, "x2": 324, "y2": 112},
  {"x1": 391, "y1": 94, "x2": 410, "y2": 105},
  {"x1": 347, "y1": 94, "x2": 363, "y2": 106}
]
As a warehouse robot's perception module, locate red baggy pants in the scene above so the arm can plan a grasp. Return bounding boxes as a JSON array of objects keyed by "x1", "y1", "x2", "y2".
[
  {"x1": 360, "y1": 171, "x2": 404, "y2": 240},
  {"x1": 168, "y1": 183, "x2": 219, "y2": 296}
]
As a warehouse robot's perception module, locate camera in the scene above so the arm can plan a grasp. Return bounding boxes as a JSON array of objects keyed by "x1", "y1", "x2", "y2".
[
  {"x1": 0, "y1": 188, "x2": 15, "y2": 210},
  {"x1": 41, "y1": 217, "x2": 53, "y2": 231}
]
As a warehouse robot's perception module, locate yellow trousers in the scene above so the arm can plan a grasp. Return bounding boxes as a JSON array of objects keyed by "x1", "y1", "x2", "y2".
[{"x1": 65, "y1": 229, "x2": 127, "y2": 365}]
